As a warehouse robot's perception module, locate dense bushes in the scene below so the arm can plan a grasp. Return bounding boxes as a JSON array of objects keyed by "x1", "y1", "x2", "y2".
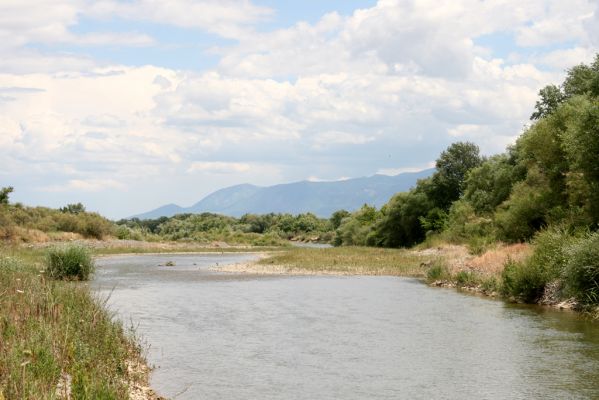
[
  {"x1": 564, "y1": 233, "x2": 599, "y2": 305},
  {"x1": 45, "y1": 245, "x2": 95, "y2": 280},
  {"x1": 0, "y1": 201, "x2": 115, "y2": 241},
  {"x1": 501, "y1": 229, "x2": 599, "y2": 307},
  {"x1": 117, "y1": 211, "x2": 334, "y2": 244}
]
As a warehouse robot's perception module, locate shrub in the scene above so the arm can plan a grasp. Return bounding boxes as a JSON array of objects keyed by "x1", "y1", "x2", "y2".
[
  {"x1": 426, "y1": 260, "x2": 450, "y2": 282},
  {"x1": 455, "y1": 270, "x2": 478, "y2": 287},
  {"x1": 481, "y1": 276, "x2": 500, "y2": 294},
  {"x1": 501, "y1": 258, "x2": 547, "y2": 303},
  {"x1": 45, "y1": 245, "x2": 94, "y2": 281},
  {"x1": 564, "y1": 232, "x2": 599, "y2": 305}
]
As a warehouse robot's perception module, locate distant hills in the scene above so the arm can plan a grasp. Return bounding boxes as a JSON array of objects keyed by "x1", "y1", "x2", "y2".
[{"x1": 132, "y1": 169, "x2": 434, "y2": 219}]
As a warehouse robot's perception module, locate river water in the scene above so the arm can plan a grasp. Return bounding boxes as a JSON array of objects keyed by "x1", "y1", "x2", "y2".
[{"x1": 93, "y1": 253, "x2": 599, "y2": 400}]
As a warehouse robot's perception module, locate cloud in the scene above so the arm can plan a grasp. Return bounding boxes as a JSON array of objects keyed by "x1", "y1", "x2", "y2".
[
  {"x1": 187, "y1": 161, "x2": 251, "y2": 174},
  {"x1": 87, "y1": 0, "x2": 273, "y2": 39},
  {"x1": 42, "y1": 178, "x2": 125, "y2": 192}
]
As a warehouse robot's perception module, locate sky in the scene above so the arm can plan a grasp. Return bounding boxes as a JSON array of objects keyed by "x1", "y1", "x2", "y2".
[{"x1": 1, "y1": 0, "x2": 598, "y2": 219}]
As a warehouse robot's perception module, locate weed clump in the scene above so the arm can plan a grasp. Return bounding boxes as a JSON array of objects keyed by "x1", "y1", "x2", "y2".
[
  {"x1": 45, "y1": 245, "x2": 94, "y2": 281},
  {"x1": 426, "y1": 260, "x2": 450, "y2": 282}
]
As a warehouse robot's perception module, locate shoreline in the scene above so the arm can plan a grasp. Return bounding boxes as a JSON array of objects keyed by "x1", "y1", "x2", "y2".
[{"x1": 212, "y1": 246, "x2": 595, "y2": 316}]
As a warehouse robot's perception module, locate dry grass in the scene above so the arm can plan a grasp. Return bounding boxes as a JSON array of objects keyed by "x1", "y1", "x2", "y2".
[{"x1": 466, "y1": 243, "x2": 531, "y2": 276}]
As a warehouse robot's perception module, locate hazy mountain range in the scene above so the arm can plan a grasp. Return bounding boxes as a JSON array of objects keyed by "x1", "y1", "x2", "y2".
[{"x1": 132, "y1": 169, "x2": 434, "y2": 219}]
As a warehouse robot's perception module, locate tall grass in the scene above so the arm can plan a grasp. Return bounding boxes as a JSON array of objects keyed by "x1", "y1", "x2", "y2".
[
  {"x1": 0, "y1": 248, "x2": 146, "y2": 399},
  {"x1": 45, "y1": 245, "x2": 94, "y2": 281}
]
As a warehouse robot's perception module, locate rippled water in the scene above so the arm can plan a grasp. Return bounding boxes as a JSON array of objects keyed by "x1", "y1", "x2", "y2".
[{"x1": 93, "y1": 254, "x2": 599, "y2": 400}]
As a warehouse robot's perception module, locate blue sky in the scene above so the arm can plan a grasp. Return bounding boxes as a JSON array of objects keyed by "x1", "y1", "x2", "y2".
[{"x1": 0, "y1": 0, "x2": 597, "y2": 218}]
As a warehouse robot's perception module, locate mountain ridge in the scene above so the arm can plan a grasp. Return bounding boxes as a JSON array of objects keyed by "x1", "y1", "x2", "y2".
[{"x1": 132, "y1": 169, "x2": 434, "y2": 219}]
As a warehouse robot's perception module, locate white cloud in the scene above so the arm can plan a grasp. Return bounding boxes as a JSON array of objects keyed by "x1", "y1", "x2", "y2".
[
  {"x1": 42, "y1": 178, "x2": 125, "y2": 192},
  {"x1": 87, "y1": 0, "x2": 273, "y2": 39},
  {"x1": 187, "y1": 161, "x2": 251, "y2": 174},
  {"x1": 312, "y1": 131, "x2": 376, "y2": 148}
]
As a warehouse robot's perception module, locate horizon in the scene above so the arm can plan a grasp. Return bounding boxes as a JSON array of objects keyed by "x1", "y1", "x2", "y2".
[
  {"x1": 1, "y1": 1, "x2": 597, "y2": 219},
  {"x1": 131, "y1": 165, "x2": 436, "y2": 219}
]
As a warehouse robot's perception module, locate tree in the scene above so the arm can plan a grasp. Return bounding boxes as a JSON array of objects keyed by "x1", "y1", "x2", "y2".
[
  {"x1": 373, "y1": 191, "x2": 432, "y2": 247},
  {"x1": 563, "y1": 63, "x2": 597, "y2": 98},
  {"x1": 531, "y1": 84, "x2": 565, "y2": 120},
  {"x1": 426, "y1": 142, "x2": 482, "y2": 210},
  {"x1": 60, "y1": 202, "x2": 86, "y2": 214},
  {"x1": 0, "y1": 186, "x2": 13, "y2": 205},
  {"x1": 561, "y1": 96, "x2": 599, "y2": 222},
  {"x1": 464, "y1": 154, "x2": 525, "y2": 214},
  {"x1": 329, "y1": 209, "x2": 350, "y2": 230}
]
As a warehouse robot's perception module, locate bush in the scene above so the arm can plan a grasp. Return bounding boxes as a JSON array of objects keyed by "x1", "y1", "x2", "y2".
[
  {"x1": 426, "y1": 260, "x2": 450, "y2": 282},
  {"x1": 501, "y1": 258, "x2": 546, "y2": 303},
  {"x1": 455, "y1": 270, "x2": 478, "y2": 287},
  {"x1": 564, "y1": 232, "x2": 599, "y2": 305},
  {"x1": 45, "y1": 245, "x2": 94, "y2": 281}
]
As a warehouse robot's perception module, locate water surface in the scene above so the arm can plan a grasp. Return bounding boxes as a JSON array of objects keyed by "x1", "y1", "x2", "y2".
[{"x1": 94, "y1": 254, "x2": 599, "y2": 400}]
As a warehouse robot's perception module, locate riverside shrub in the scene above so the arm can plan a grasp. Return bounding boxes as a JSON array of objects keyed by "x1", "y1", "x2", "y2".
[
  {"x1": 45, "y1": 245, "x2": 94, "y2": 280},
  {"x1": 565, "y1": 232, "x2": 599, "y2": 305}
]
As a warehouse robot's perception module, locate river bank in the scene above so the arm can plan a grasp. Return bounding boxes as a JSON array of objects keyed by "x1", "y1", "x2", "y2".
[
  {"x1": 0, "y1": 243, "x2": 172, "y2": 399},
  {"x1": 215, "y1": 243, "x2": 597, "y2": 316}
]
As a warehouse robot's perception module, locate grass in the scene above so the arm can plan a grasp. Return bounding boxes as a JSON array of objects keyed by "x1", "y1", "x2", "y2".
[
  {"x1": 425, "y1": 260, "x2": 451, "y2": 282},
  {"x1": 0, "y1": 246, "x2": 146, "y2": 399},
  {"x1": 45, "y1": 245, "x2": 94, "y2": 281},
  {"x1": 258, "y1": 246, "x2": 427, "y2": 276}
]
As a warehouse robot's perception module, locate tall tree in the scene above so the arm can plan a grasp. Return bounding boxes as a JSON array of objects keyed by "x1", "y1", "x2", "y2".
[{"x1": 426, "y1": 142, "x2": 482, "y2": 210}]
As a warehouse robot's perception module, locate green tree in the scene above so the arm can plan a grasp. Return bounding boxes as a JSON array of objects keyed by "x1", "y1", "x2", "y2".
[
  {"x1": 464, "y1": 153, "x2": 525, "y2": 214},
  {"x1": 0, "y1": 186, "x2": 13, "y2": 205},
  {"x1": 426, "y1": 142, "x2": 482, "y2": 210},
  {"x1": 373, "y1": 191, "x2": 431, "y2": 247},
  {"x1": 329, "y1": 209, "x2": 351, "y2": 230},
  {"x1": 531, "y1": 84, "x2": 565, "y2": 120},
  {"x1": 60, "y1": 202, "x2": 86, "y2": 214},
  {"x1": 561, "y1": 95, "x2": 599, "y2": 222}
]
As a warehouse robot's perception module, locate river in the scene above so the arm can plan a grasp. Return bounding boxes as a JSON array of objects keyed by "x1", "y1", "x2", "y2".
[{"x1": 93, "y1": 253, "x2": 599, "y2": 400}]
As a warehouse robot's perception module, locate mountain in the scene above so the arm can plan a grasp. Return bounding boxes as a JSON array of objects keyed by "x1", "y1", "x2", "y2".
[{"x1": 132, "y1": 169, "x2": 434, "y2": 219}]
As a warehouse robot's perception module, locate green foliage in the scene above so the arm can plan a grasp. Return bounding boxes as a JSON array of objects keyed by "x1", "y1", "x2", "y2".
[
  {"x1": 426, "y1": 141, "x2": 482, "y2": 210},
  {"x1": 480, "y1": 276, "x2": 500, "y2": 294},
  {"x1": 45, "y1": 245, "x2": 95, "y2": 281},
  {"x1": 335, "y1": 205, "x2": 380, "y2": 246},
  {"x1": 564, "y1": 232, "x2": 599, "y2": 305},
  {"x1": 495, "y1": 168, "x2": 553, "y2": 242},
  {"x1": 60, "y1": 202, "x2": 86, "y2": 214},
  {"x1": 373, "y1": 191, "x2": 431, "y2": 247},
  {"x1": 501, "y1": 258, "x2": 546, "y2": 303},
  {"x1": 419, "y1": 207, "x2": 447, "y2": 234},
  {"x1": 426, "y1": 260, "x2": 450, "y2": 282},
  {"x1": 0, "y1": 249, "x2": 140, "y2": 399},
  {"x1": 329, "y1": 209, "x2": 351, "y2": 230},
  {"x1": 455, "y1": 270, "x2": 478, "y2": 287},
  {"x1": 502, "y1": 228, "x2": 575, "y2": 303},
  {"x1": 563, "y1": 59, "x2": 599, "y2": 97},
  {"x1": 561, "y1": 96, "x2": 599, "y2": 222},
  {"x1": 442, "y1": 200, "x2": 495, "y2": 249},
  {"x1": 531, "y1": 84, "x2": 566, "y2": 120},
  {"x1": 464, "y1": 154, "x2": 524, "y2": 215},
  {"x1": 0, "y1": 186, "x2": 13, "y2": 205}
]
